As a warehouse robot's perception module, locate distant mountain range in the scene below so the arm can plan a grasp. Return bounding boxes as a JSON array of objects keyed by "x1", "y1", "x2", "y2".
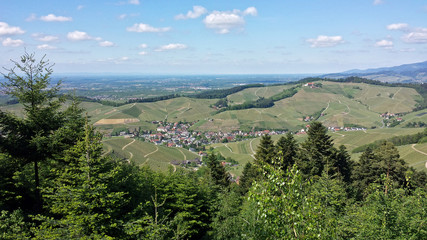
[{"x1": 322, "y1": 61, "x2": 427, "y2": 83}]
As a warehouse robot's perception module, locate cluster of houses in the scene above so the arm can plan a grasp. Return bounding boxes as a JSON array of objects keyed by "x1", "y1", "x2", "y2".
[
  {"x1": 303, "y1": 82, "x2": 322, "y2": 88},
  {"x1": 140, "y1": 121, "x2": 286, "y2": 149},
  {"x1": 171, "y1": 158, "x2": 202, "y2": 168},
  {"x1": 380, "y1": 112, "x2": 403, "y2": 122},
  {"x1": 328, "y1": 126, "x2": 367, "y2": 132}
]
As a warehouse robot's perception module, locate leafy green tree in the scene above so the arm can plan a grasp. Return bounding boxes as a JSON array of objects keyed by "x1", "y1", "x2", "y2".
[
  {"x1": 244, "y1": 164, "x2": 327, "y2": 239},
  {"x1": 254, "y1": 134, "x2": 276, "y2": 166},
  {"x1": 211, "y1": 190, "x2": 244, "y2": 240},
  {"x1": 342, "y1": 187, "x2": 427, "y2": 239},
  {"x1": 275, "y1": 132, "x2": 298, "y2": 170},
  {"x1": 374, "y1": 141, "x2": 408, "y2": 193}
]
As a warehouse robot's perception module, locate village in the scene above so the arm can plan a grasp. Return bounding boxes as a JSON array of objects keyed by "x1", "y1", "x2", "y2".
[{"x1": 115, "y1": 121, "x2": 287, "y2": 152}]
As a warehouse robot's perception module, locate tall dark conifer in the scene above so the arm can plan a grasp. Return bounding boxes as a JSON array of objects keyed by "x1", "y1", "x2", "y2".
[
  {"x1": 276, "y1": 132, "x2": 298, "y2": 170},
  {"x1": 206, "y1": 153, "x2": 230, "y2": 188},
  {"x1": 254, "y1": 134, "x2": 276, "y2": 166},
  {"x1": 299, "y1": 121, "x2": 334, "y2": 177},
  {"x1": 331, "y1": 145, "x2": 353, "y2": 183}
]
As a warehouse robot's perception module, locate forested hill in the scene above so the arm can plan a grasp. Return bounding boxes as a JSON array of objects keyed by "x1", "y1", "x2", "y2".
[{"x1": 323, "y1": 60, "x2": 427, "y2": 83}]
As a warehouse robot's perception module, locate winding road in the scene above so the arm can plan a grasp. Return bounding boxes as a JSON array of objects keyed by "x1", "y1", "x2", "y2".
[
  {"x1": 224, "y1": 144, "x2": 233, "y2": 153},
  {"x1": 249, "y1": 138, "x2": 256, "y2": 159},
  {"x1": 410, "y1": 144, "x2": 427, "y2": 169},
  {"x1": 144, "y1": 145, "x2": 159, "y2": 158},
  {"x1": 122, "y1": 139, "x2": 136, "y2": 161},
  {"x1": 141, "y1": 145, "x2": 159, "y2": 166}
]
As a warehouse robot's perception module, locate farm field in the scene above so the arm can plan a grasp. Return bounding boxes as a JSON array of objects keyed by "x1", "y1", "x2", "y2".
[
  {"x1": 210, "y1": 127, "x2": 426, "y2": 176},
  {"x1": 103, "y1": 137, "x2": 199, "y2": 172},
  {"x1": 192, "y1": 81, "x2": 421, "y2": 131}
]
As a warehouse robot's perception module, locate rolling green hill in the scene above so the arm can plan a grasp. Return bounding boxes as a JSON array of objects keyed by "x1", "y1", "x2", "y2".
[
  {"x1": 103, "y1": 137, "x2": 199, "y2": 172},
  {"x1": 2, "y1": 80, "x2": 426, "y2": 174}
]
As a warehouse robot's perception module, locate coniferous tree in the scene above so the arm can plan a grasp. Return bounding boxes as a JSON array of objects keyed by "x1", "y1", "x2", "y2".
[
  {"x1": 0, "y1": 52, "x2": 85, "y2": 211},
  {"x1": 332, "y1": 145, "x2": 353, "y2": 183},
  {"x1": 254, "y1": 134, "x2": 276, "y2": 166},
  {"x1": 238, "y1": 162, "x2": 261, "y2": 195},
  {"x1": 34, "y1": 123, "x2": 127, "y2": 239},
  {"x1": 299, "y1": 121, "x2": 335, "y2": 177},
  {"x1": 352, "y1": 147, "x2": 383, "y2": 199},
  {"x1": 206, "y1": 153, "x2": 230, "y2": 188},
  {"x1": 276, "y1": 132, "x2": 298, "y2": 170}
]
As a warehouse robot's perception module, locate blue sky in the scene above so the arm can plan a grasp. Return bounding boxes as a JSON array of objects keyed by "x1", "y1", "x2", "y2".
[{"x1": 1, "y1": 0, "x2": 427, "y2": 74}]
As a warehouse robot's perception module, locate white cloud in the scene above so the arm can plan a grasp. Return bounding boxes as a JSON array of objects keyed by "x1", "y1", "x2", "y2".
[
  {"x1": 203, "y1": 11, "x2": 245, "y2": 34},
  {"x1": 129, "y1": 0, "x2": 139, "y2": 5},
  {"x1": 2, "y1": 37, "x2": 24, "y2": 47},
  {"x1": 119, "y1": 14, "x2": 127, "y2": 20},
  {"x1": 375, "y1": 39, "x2": 393, "y2": 48},
  {"x1": 243, "y1": 7, "x2": 258, "y2": 16},
  {"x1": 386, "y1": 23, "x2": 427, "y2": 44},
  {"x1": 175, "y1": 6, "x2": 207, "y2": 20},
  {"x1": 33, "y1": 33, "x2": 59, "y2": 42},
  {"x1": 37, "y1": 44, "x2": 56, "y2": 50},
  {"x1": 306, "y1": 35, "x2": 344, "y2": 48},
  {"x1": 127, "y1": 23, "x2": 171, "y2": 33},
  {"x1": 402, "y1": 28, "x2": 427, "y2": 43},
  {"x1": 373, "y1": 0, "x2": 384, "y2": 5},
  {"x1": 138, "y1": 51, "x2": 147, "y2": 55},
  {"x1": 67, "y1": 31, "x2": 93, "y2": 41},
  {"x1": 40, "y1": 14, "x2": 72, "y2": 22},
  {"x1": 120, "y1": 56, "x2": 129, "y2": 61},
  {"x1": 99, "y1": 41, "x2": 114, "y2": 47},
  {"x1": 139, "y1": 43, "x2": 148, "y2": 48},
  {"x1": 387, "y1": 23, "x2": 409, "y2": 31},
  {"x1": 77, "y1": 5, "x2": 84, "y2": 10},
  {"x1": 203, "y1": 7, "x2": 257, "y2": 34},
  {"x1": 0, "y1": 22, "x2": 25, "y2": 36},
  {"x1": 155, "y1": 43, "x2": 187, "y2": 52}
]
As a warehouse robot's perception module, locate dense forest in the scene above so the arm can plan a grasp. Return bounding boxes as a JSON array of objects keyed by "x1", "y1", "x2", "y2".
[{"x1": 1, "y1": 54, "x2": 426, "y2": 239}]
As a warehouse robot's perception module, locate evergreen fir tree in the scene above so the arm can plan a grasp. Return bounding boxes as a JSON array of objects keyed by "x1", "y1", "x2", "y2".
[
  {"x1": 0, "y1": 53, "x2": 85, "y2": 211},
  {"x1": 276, "y1": 132, "x2": 298, "y2": 170},
  {"x1": 206, "y1": 153, "x2": 230, "y2": 188},
  {"x1": 254, "y1": 134, "x2": 276, "y2": 166},
  {"x1": 352, "y1": 147, "x2": 382, "y2": 199},
  {"x1": 332, "y1": 145, "x2": 353, "y2": 183},
  {"x1": 299, "y1": 121, "x2": 335, "y2": 177},
  {"x1": 238, "y1": 162, "x2": 261, "y2": 195},
  {"x1": 34, "y1": 123, "x2": 127, "y2": 239}
]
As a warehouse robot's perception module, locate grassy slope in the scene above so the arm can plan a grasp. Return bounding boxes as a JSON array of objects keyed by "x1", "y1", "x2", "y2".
[
  {"x1": 103, "y1": 137, "x2": 199, "y2": 172},
  {"x1": 227, "y1": 85, "x2": 293, "y2": 105},
  {"x1": 210, "y1": 128, "x2": 426, "y2": 176},
  {"x1": 192, "y1": 81, "x2": 421, "y2": 131}
]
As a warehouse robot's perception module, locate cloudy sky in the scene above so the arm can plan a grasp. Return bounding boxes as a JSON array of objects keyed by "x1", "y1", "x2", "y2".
[{"x1": 1, "y1": 0, "x2": 427, "y2": 74}]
